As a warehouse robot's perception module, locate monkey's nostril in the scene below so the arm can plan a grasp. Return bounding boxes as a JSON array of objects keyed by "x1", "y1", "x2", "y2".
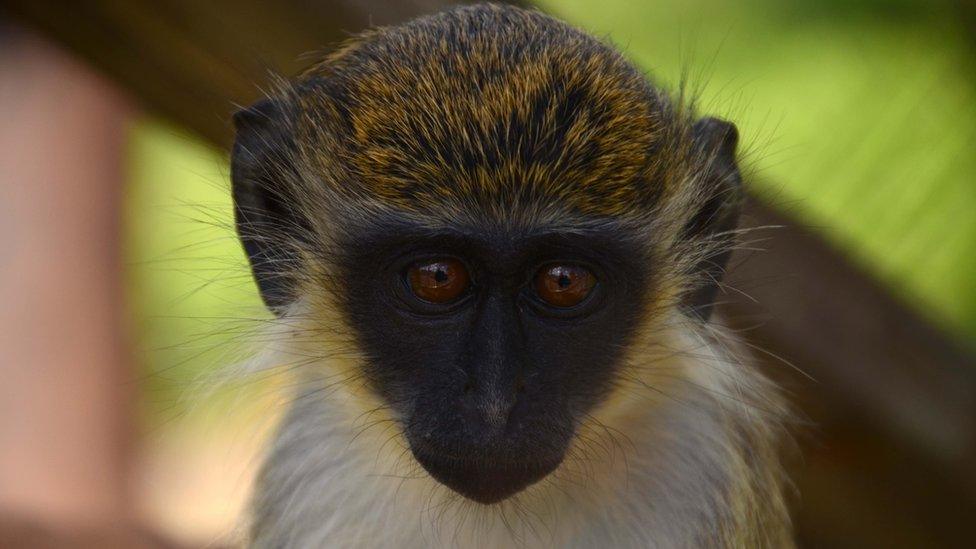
[
  {"x1": 463, "y1": 380, "x2": 475, "y2": 394},
  {"x1": 515, "y1": 379, "x2": 526, "y2": 394}
]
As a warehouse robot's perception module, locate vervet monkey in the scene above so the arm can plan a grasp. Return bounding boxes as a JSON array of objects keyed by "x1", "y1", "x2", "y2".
[{"x1": 230, "y1": 4, "x2": 792, "y2": 547}]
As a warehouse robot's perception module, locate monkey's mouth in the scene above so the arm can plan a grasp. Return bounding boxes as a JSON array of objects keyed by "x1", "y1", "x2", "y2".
[{"x1": 411, "y1": 447, "x2": 563, "y2": 504}]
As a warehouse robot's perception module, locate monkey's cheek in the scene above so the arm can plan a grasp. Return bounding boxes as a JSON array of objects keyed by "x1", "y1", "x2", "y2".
[{"x1": 411, "y1": 448, "x2": 563, "y2": 504}]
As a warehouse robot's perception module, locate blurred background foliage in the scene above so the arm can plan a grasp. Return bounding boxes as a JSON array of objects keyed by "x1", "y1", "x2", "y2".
[
  {"x1": 538, "y1": 0, "x2": 976, "y2": 339},
  {"x1": 126, "y1": 123, "x2": 266, "y2": 420},
  {"x1": 126, "y1": 0, "x2": 976, "y2": 421}
]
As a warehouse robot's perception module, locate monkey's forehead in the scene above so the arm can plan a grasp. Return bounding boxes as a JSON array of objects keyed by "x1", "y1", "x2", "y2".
[{"x1": 289, "y1": 4, "x2": 687, "y2": 217}]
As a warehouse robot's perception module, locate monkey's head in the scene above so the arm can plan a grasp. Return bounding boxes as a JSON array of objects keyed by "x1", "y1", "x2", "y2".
[{"x1": 232, "y1": 4, "x2": 742, "y2": 505}]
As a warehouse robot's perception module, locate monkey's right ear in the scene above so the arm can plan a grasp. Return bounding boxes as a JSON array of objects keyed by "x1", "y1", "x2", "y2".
[{"x1": 231, "y1": 98, "x2": 307, "y2": 314}]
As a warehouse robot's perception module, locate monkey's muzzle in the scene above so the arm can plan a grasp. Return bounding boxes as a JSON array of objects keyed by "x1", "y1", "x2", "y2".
[{"x1": 405, "y1": 392, "x2": 573, "y2": 504}]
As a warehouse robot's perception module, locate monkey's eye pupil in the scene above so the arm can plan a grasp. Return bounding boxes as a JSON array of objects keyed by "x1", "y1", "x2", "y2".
[
  {"x1": 534, "y1": 264, "x2": 596, "y2": 308},
  {"x1": 407, "y1": 258, "x2": 470, "y2": 304}
]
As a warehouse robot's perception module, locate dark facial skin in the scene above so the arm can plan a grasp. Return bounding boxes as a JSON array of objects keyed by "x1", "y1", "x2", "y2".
[{"x1": 335, "y1": 220, "x2": 650, "y2": 503}]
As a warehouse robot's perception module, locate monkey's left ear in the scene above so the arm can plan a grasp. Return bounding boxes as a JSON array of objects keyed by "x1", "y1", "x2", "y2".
[{"x1": 680, "y1": 117, "x2": 743, "y2": 321}]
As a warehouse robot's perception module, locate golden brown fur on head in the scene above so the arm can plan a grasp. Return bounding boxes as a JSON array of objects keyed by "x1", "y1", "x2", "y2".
[
  {"x1": 283, "y1": 3, "x2": 701, "y2": 220},
  {"x1": 231, "y1": 3, "x2": 793, "y2": 547}
]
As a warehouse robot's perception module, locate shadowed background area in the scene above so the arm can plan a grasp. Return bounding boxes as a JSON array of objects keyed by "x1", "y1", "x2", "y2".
[{"x1": 0, "y1": 0, "x2": 973, "y2": 547}]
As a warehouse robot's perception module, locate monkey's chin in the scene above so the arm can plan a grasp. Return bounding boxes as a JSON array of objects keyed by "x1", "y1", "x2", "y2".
[{"x1": 412, "y1": 449, "x2": 562, "y2": 504}]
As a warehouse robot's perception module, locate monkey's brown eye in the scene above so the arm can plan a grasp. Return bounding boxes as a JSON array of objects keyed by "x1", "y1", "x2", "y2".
[
  {"x1": 534, "y1": 264, "x2": 596, "y2": 308},
  {"x1": 407, "y1": 258, "x2": 470, "y2": 304}
]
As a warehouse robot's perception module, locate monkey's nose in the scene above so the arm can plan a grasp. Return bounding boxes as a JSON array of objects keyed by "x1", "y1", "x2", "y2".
[{"x1": 459, "y1": 379, "x2": 522, "y2": 438}]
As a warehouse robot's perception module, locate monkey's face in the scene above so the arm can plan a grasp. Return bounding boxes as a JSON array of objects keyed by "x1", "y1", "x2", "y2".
[
  {"x1": 231, "y1": 5, "x2": 742, "y2": 506},
  {"x1": 336, "y1": 223, "x2": 648, "y2": 503}
]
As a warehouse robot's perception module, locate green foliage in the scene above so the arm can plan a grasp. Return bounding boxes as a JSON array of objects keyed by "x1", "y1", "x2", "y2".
[
  {"x1": 540, "y1": 0, "x2": 976, "y2": 340},
  {"x1": 126, "y1": 121, "x2": 267, "y2": 417}
]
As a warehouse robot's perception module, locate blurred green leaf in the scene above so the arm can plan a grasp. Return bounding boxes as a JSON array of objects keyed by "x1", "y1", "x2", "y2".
[{"x1": 540, "y1": 0, "x2": 976, "y2": 341}]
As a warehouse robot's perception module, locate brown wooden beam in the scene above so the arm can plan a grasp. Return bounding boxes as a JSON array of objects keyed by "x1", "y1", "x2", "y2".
[
  {"x1": 723, "y1": 196, "x2": 976, "y2": 482},
  {"x1": 719, "y1": 195, "x2": 976, "y2": 547},
  {"x1": 0, "y1": 1, "x2": 525, "y2": 148}
]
